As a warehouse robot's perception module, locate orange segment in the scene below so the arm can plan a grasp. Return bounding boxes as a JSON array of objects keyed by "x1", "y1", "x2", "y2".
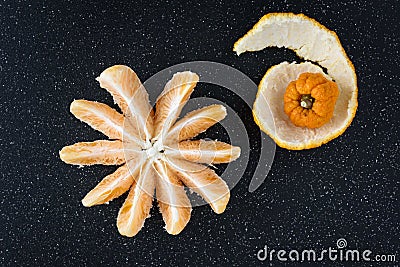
[
  {"x1": 167, "y1": 158, "x2": 230, "y2": 214},
  {"x1": 96, "y1": 65, "x2": 153, "y2": 143},
  {"x1": 59, "y1": 140, "x2": 125, "y2": 165},
  {"x1": 70, "y1": 100, "x2": 124, "y2": 140},
  {"x1": 165, "y1": 104, "x2": 227, "y2": 144},
  {"x1": 117, "y1": 160, "x2": 155, "y2": 237},
  {"x1": 153, "y1": 72, "x2": 199, "y2": 141},
  {"x1": 153, "y1": 160, "x2": 191, "y2": 235},
  {"x1": 165, "y1": 140, "x2": 241, "y2": 164},
  {"x1": 82, "y1": 164, "x2": 135, "y2": 207}
]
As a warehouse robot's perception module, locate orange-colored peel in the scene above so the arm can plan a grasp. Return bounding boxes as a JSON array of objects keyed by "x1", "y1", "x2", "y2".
[{"x1": 284, "y1": 73, "x2": 339, "y2": 129}]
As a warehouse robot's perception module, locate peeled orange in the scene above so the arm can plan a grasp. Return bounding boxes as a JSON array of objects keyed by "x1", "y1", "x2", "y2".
[{"x1": 60, "y1": 65, "x2": 240, "y2": 237}]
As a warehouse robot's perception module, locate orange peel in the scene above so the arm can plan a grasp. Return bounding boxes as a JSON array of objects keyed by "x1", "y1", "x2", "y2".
[
  {"x1": 60, "y1": 65, "x2": 241, "y2": 236},
  {"x1": 234, "y1": 13, "x2": 358, "y2": 150}
]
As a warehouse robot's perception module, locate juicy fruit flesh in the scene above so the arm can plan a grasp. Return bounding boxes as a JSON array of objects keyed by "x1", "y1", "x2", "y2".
[{"x1": 60, "y1": 65, "x2": 241, "y2": 237}]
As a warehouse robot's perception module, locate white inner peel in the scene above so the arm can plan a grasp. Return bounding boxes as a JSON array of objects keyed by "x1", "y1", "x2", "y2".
[{"x1": 254, "y1": 61, "x2": 350, "y2": 145}]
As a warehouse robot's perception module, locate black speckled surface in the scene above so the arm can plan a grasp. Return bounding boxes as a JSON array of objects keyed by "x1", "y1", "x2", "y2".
[{"x1": 1, "y1": 0, "x2": 399, "y2": 266}]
